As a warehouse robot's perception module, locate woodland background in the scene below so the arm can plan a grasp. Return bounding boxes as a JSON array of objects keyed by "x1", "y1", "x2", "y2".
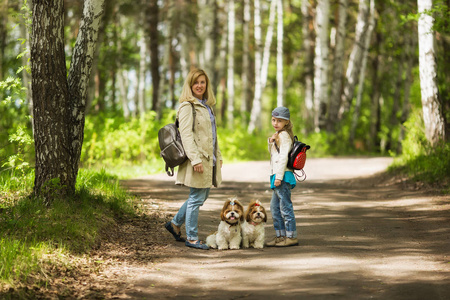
[
  {"x1": 0, "y1": 0, "x2": 449, "y2": 178},
  {"x1": 0, "y1": 0, "x2": 449, "y2": 293}
]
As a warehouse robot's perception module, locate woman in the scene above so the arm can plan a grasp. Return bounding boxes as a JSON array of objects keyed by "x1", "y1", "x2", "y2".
[{"x1": 164, "y1": 68, "x2": 223, "y2": 250}]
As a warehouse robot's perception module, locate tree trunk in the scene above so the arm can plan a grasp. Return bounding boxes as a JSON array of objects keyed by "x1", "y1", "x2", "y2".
[
  {"x1": 31, "y1": 0, "x2": 105, "y2": 201},
  {"x1": 301, "y1": 0, "x2": 314, "y2": 133},
  {"x1": 260, "y1": 0, "x2": 277, "y2": 91},
  {"x1": 417, "y1": 0, "x2": 446, "y2": 145},
  {"x1": 313, "y1": 0, "x2": 330, "y2": 132},
  {"x1": 248, "y1": 0, "x2": 263, "y2": 133},
  {"x1": 327, "y1": 0, "x2": 348, "y2": 132},
  {"x1": 226, "y1": 0, "x2": 235, "y2": 128},
  {"x1": 147, "y1": 0, "x2": 159, "y2": 113},
  {"x1": 350, "y1": 0, "x2": 375, "y2": 145},
  {"x1": 276, "y1": 0, "x2": 284, "y2": 107},
  {"x1": 339, "y1": 0, "x2": 372, "y2": 119},
  {"x1": 138, "y1": 26, "x2": 146, "y2": 117},
  {"x1": 240, "y1": 0, "x2": 251, "y2": 117}
]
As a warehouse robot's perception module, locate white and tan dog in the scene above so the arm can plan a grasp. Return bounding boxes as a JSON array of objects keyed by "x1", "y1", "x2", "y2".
[
  {"x1": 206, "y1": 199, "x2": 244, "y2": 250},
  {"x1": 241, "y1": 200, "x2": 267, "y2": 249}
]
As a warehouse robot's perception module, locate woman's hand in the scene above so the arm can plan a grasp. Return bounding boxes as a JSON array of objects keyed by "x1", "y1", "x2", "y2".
[
  {"x1": 193, "y1": 163, "x2": 204, "y2": 173},
  {"x1": 274, "y1": 179, "x2": 282, "y2": 187}
]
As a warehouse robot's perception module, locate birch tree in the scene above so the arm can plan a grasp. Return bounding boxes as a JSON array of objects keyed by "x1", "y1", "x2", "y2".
[
  {"x1": 248, "y1": 0, "x2": 263, "y2": 133},
  {"x1": 147, "y1": 0, "x2": 159, "y2": 114},
  {"x1": 350, "y1": 0, "x2": 375, "y2": 144},
  {"x1": 313, "y1": 0, "x2": 330, "y2": 131},
  {"x1": 240, "y1": 0, "x2": 251, "y2": 115},
  {"x1": 339, "y1": 0, "x2": 372, "y2": 119},
  {"x1": 260, "y1": 0, "x2": 277, "y2": 91},
  {"x1": 301, "y1": 0, "x2": 314, "y2": 130},
  {"x1": 226, "y1": 0, "x2": 235, "y2": 127},
  {"x1": 31, "y1": 0, "x2": 105, "y2": 201},
  {"x1": 276, "y1": 0, "x2": 284, "y2": 107},
  {"x1": 327, "y1": 0, "x2": 348, "y2": 131},
  {"x1": 417, "y1": 0, "x2": 446, "y2": 145}
]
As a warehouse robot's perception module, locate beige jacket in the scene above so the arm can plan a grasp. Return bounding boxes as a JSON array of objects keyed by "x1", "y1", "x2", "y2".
[
  {"x1": 176, "y1": 100, "x2": 222, "y2": 188},
  {"x1": 268, "y1": 131, "x2": 293, "y2": 180}
]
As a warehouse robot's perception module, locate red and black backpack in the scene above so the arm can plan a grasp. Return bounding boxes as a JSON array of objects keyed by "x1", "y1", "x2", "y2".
[{"x1": 287, "y1": 136, "x2": 310, "y2": 181}]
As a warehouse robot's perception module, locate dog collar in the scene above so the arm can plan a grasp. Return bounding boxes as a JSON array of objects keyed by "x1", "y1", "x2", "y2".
[
  {"x1": 250, "y1": 221, "x2": 259, "y2": 226},
  {"x1": 226, "y1": 221, "x2": 239, "y2": 226}
]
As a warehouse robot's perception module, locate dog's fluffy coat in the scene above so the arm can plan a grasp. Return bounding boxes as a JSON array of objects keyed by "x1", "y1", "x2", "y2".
[
  {"x1": 206, "y1": 199, "x2": 244, "y2": 250},
  {"x1": 241, "y1": 200, "x2": 267, "y2": 249}
]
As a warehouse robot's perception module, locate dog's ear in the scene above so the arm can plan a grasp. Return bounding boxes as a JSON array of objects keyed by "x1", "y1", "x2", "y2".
[
  {"x1": 261, "y1": 205, "x2": 268, "y2": 222},
  {"x1": 220, "y1": 200, "x2": 230, "y2": 221}
]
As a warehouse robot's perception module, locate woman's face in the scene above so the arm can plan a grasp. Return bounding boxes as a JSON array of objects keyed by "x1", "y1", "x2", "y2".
[{"x1": 191, "y1": 75, "x2": 207, "y2": 99}]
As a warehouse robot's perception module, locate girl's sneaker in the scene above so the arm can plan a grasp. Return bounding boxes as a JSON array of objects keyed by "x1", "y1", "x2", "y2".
[
  {"x1": 275, "y1": 237, "x2": 298, "y2": 247},
  {"x1": 266, "y1": 236, "x2": 285, "y2": 247}
]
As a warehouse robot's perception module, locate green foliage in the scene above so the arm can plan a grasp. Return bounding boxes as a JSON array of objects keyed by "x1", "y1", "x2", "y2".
[
  {"x1": 0, "y1": 168, "x2": 136, "y2": 285},
  {"x1": 389, "y1": 109, "x2": 450, "y2": 189}
]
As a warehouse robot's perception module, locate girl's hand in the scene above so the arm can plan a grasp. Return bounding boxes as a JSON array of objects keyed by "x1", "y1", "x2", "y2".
[
  {"x1": 193, "y1": 163, "x2": 204, "y2": 173},
  {"x1": 269, "y1": 132, "x2": 278, "y2": 143},
  {"x1": 274, "y1": 179, "x2": 282, "y2": 186}
]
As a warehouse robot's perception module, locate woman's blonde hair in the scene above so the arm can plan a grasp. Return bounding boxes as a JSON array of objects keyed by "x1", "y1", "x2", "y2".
[{"x1": 179, "y1": 68, "x2": 216, "y2": 106}]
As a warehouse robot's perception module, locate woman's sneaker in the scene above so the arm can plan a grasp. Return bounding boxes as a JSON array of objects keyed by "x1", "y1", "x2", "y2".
[
  {"x1": 266, "y1": 236, "x2": 285, "y2": 247},
  {"x1": 275, "y1": 237, "x2": 298, "y2": 247}
]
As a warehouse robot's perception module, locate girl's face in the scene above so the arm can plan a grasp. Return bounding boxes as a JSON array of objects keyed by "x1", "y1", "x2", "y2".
[
  {"x1": 191, "y1": 75, "x2": 207, "y2": 99},
  {"x1": 272, "y1": 117, "x2": 289, "y2": 132}
]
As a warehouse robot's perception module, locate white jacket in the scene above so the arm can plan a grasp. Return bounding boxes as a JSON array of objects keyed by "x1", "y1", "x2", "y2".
[{"x1": 268, "y1": 131, "x2": 293, "y2": 180}]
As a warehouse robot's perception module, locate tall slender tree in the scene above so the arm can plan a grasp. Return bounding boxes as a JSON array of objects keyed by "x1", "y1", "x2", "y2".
[
  {"x1": 248, "y1": 0, "x2": 263, "y2": 133},
  {"x1": 417, "y1": 0, "x2": 446, "y2": 145},
  {"x1": 147, "y1": 0, "x2": 159, "y2": 114},
  {"x1": 313, "y1": 0, "x2": 330, "y2": 131},
  {"x1": 226, "y1": 0, "x2": 235, "y2": 127},
  {"x1": 276, "y1": 0, "x2": 284, "y2": 107},
  {"x1": 31, "y1": 0, "x2": 105, "y2": 201},
  {"x1": 327, "y1": 0, "x2": 348, "y2": 131},
  {"x1": 241, "y1": 0, "x2": 251, "y2": 116},
  {"x1": 339, "y1": 0, "x2": 372, "y2": 119}
]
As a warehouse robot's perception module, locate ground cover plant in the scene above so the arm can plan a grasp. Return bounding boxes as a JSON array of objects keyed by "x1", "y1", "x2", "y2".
[{"x1": 0, "y1": 168, "x2": 136, "y2": 291}]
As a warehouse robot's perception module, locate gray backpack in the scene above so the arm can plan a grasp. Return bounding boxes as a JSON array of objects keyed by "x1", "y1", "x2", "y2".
[{"x1": 158, "y1": 103, "x2": 196, "y2": 176}]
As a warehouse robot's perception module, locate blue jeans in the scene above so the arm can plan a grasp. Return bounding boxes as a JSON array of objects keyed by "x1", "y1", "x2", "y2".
[
  {"x1": 172, "y1": 187, "x2": 210, "y2": 241},
  {"x1": 270, "y1": 181, "x2": 297, "y2": 238}
]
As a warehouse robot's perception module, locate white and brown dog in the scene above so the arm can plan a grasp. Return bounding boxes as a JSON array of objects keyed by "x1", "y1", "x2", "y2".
[
  {"x1": 241, "y1": 200, "x2": 267, "y2": 249},
  {"x1": 206, "y1": 198, "x2": 244, "y2": 250}
]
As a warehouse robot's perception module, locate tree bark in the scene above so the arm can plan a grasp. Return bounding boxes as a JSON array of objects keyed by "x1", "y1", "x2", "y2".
[
  {"x1": 240, "y1": 0, "x2": 251, "y2": 116},
  {"x1": 31, "y1": 0, "x2": 105, "y2": 201},
  {"x1": 260, "y1": 0, "x2": 277, "y2": 91},
  {"x1": 301, "y1": 0, "x2": 314, "y2": 133},
  {"x1": 313, "y1": 0, "x2": 330, "y2": 132},
  {"x1": 276, "y1": 0, "x2": 284, "y2": 107},
  {"x1": 226, "y1": 0, "x2": 235, "y2": 128},
  {"x1": 147, "y1": 0, "x2": 159, "y2": 114},
  {"x1": 339, "y1": 0, "x2": 371, "y2": 119},
  {"x1": 248, "y1": 0, "x2": 263, "y2": 133},
  {"x1": 327, "y1": 0, "x2": 348, "y2": 132},
  {"x1": 417, "y1": 0, "x2": 446, "y2": 145},
  {"x1": 350, "y1": 0, "x2": 375, "y2": 145}
]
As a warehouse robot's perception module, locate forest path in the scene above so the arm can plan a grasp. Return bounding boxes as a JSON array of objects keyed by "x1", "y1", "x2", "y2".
[{"x1": 114, "y1": 158, "x2": 449, "y2": 300}]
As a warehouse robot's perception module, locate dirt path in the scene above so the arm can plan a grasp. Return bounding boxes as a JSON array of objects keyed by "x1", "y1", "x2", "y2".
[{"x1": 114, "y1": 158, "x2": 449, "y2": 300}]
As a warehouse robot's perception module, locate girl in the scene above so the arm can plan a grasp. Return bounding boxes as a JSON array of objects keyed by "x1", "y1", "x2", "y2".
[
  {"x1": 164, "y1": 68, "x2": 223, "y2": 250},
  {"x1": 266, "y1": 106, "x2": 298, "y2": 247}
]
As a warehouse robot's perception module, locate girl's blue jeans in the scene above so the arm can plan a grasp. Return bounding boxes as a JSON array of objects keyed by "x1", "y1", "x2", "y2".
[
  {"x1": 270, "y1": 181, "x2": 297, "y2": 238},
  {"x1": 172, "y1": 187, "x2": 210, "y2": 241}
]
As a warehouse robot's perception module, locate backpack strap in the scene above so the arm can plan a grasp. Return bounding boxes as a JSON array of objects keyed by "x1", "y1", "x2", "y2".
[{"x1": 176, "y1": 102, "x2": 196, "y2": 132}]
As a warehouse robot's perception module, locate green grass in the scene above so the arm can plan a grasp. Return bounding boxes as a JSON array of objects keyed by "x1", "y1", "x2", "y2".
[{"x1": 0, "y1": 168, "x2": 136, "y2": 286}]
